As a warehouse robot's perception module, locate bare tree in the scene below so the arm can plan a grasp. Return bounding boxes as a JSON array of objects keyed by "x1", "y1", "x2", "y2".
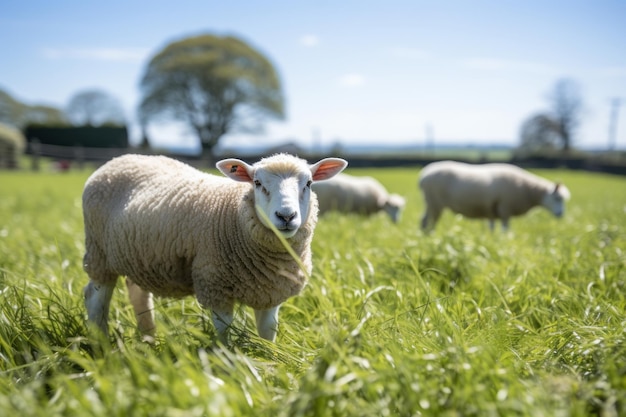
[
  {"x1": 546, "y1": 78, "x2": 583, "y2": 151},
  {"x1": 518, "y1": 78, "x2": 584, "y2": 153},
  {"x1": 66, "y1": 89, "x2": 126, "y2": 126}
]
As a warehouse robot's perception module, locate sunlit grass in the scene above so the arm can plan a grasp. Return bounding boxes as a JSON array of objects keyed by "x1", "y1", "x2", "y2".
[{"x1": 0, "y1": 166, "x2": 624, "y2": 416}]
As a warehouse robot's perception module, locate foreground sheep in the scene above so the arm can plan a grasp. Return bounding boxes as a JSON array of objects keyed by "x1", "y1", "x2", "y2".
[
  {"x1": 82, "y1": 153, "x2": 347, "y2": 342},
  {"x1": 418, "y1": 161, "x2": 570, "y2": 231},
  {"x1": 312, "y1": 173, "x2": 406, "y2": 223}
]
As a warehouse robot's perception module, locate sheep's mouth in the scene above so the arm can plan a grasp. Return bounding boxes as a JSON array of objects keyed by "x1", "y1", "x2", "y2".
[
  {"x1": 278, "y1": 224, "x2": 297, "y2": 232},
  {"x1": 277, "y1": 225, "x2": 298, "y2": 237}
]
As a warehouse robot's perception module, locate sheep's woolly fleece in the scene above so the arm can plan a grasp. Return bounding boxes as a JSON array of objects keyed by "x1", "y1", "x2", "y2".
[
  {"x1": 313, "y1": 173, "x2": 405, "y2": 219},
  {"x1": 418, "y1": 161, "x2": 570, "y2": 229},
  {"x1": 82, "y1": 154, "x2": 317, "y2": 312}
]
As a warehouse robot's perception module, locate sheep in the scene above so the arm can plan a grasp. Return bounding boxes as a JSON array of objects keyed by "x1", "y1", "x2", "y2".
[
  {"x1": 418, "y1": 160, "x2": 571, "y2": 232},
  {"x1": 82, "y1": 153, "x2": 347, "y2": 343},
  {"x1": 312, "y1": 173, "x2": 406, "y2": 223}
]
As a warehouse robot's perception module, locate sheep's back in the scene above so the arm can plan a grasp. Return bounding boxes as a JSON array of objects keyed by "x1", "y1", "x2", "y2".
[
  {"x1": 82, "y1": 154, "x2": 246, "y2": 297},
  {"x1": 419, "y1": 161, "x2": 550, "y2": 218},
  {"x1": 420, "y1": 162, "x2": 500, "y2": 216},
  {"x1": 83, "y1": 154, "x2": 315, "y2": 308},
  {"x1": 313, "y1": 174, "x2": 384, "y2": 214}
]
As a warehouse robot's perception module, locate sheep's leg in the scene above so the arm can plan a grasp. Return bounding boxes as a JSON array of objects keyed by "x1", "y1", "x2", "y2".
[
  {"x1": 493, "y1": 203, "x2": 511, "y2": 232},
  {"x1": 420, "y1": 208, "x2": 435, "y2": 231},
  {"x1": 84, "y1": 279, "x2": 116, "y2": 336},
  {"x1": 420, "y1": 212, "x2": 430, "y2": 230},
  {"x1": 212, "y1": 306, "x2": 234, "y2": 344},
  {"x1": 254, "y1": 305, "x2": 280, "y2": 342},
  {"x1": 421, "y1": 207, "x2": 441, "y2": 232},
  {"x1": 126, "y1": 278, "x2": 156, "y2": 339}
]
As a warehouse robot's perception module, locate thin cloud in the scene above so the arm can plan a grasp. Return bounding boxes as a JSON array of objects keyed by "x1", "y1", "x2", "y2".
[
  {"x1": 299, "y1": 35, "x2": 320, "y2": 47},
  {"x1": 42, "y1": 47, "x2": 149, "y2": 62},
  {"x1": 462, "y1": 58, "x2": 557, "y2": 74},
  {"x1": 338, "y1": 73, "x2": 365, "y2": 87}
]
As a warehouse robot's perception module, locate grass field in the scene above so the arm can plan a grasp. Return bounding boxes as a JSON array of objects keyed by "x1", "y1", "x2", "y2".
[{"x1": 0, "y1": 163, "x2": 624, "y2": 416}]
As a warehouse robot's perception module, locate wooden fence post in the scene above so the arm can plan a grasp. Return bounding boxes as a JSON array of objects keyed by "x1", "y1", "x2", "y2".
[
  {"x1": 30, "y1": 139, "x2": 41, "y2": 171},
  {"x1": 74, "y1": 146, "x2": 85, "y2": 170}
]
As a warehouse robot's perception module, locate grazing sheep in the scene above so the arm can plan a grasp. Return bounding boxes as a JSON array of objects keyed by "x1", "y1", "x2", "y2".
[
  {"x1": 312, "y1": 173, "x2": 406, "y2": 223},
  {"x1": 82, "y1": 153, "x2": 347, "y2": 343},
  {"x1": 418, "y1": 160, "x2": 570, "y2": 231}
]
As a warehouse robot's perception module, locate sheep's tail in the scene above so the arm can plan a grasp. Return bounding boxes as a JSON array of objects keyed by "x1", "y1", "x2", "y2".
[{"x1": 255, "y1": 204, "x2": 311, "y2": 284}]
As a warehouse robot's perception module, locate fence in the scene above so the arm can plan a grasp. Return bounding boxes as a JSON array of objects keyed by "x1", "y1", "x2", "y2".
[
  {"x1": 21, "y1": 141, "x2": 210, "y2": 171},
  {"x1": 0, "y1": 142, "x2": 625, "y2": 176},
  {"x1": 25, "y1": 141, "x2": 140, "y2": 171}
]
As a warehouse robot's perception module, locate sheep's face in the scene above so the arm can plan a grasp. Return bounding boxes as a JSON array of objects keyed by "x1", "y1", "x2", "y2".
[
  {"x1": 252, "y1": 168, "x2": 312, "y2": 237},
  {"x1": 217, "y1": 154, "x2": 348, "y2": 238},
  {"x1": 542, "y1": 183, "x2": 571, "y2": 218},
  {"x1": 383, "y1": 194, "x2": 406, "y2": 223}
]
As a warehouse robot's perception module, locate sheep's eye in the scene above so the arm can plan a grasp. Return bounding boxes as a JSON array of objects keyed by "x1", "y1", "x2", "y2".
[
  {"x1": 306, "y1": 180, "x2": 312, "y2": 188},
  {"x1": 254, "y1": 179, "x2": 269, "y2": 196}
]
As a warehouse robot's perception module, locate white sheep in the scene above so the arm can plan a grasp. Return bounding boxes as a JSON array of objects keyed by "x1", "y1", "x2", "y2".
[
  {"x1": 312, "y1": 173, "x2": 406, "y2": 223},
  {"x1": 418, "y1": 160, "x2": 571, "y2": 231},
  {"x1": 82, "y1": 153, "x2": 347, "y2": 343}
]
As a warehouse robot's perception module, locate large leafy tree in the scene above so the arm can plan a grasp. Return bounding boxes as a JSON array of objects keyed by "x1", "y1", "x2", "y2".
[
  {"x1": 66, "y1": 89, "x2": 126, "y2": 126},
  {"x1": 138, "y1": 34, "x2": 285, "y2": 159}
]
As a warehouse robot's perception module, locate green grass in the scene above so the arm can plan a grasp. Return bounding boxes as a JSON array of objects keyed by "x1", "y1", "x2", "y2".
[{"x1": 0, "y1": 165, "x2": 624, "y2": 416}]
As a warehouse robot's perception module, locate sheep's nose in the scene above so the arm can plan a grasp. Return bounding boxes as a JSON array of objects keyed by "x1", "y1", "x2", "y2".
[{"x1": 275, "y1": 210, "x2": 297, "y2": 224}]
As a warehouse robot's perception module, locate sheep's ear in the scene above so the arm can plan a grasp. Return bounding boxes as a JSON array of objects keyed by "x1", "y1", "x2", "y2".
[
  {"x1": 310, "y1": 158, "x2": 347, "y2": 181},
  {"x1": 389, "y1": 194, "x2": 406, "y2": 207},
  {"x1": 553, "y1": 183, "x2": 571, "y2": 200},
  {"x1": 216, "y1": 159, "x2": 254, "y2": 182}
]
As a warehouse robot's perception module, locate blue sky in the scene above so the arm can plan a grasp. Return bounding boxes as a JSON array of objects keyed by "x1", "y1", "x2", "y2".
[{"x1": 1, "y1": 1, "x2": 625, "y2": 152}]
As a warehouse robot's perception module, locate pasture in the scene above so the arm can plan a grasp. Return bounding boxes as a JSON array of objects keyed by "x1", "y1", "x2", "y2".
[{"x1": 0, "y1": 163, "x2": 624, "y2": 416}]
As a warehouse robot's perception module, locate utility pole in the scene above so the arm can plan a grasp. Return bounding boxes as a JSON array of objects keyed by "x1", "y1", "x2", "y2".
[{"x1": 608, "y1": 98, "x2": 621, "y2": 151}]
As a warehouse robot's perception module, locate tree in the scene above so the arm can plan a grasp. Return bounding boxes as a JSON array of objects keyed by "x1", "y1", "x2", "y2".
[
  {"x1": 0, "y1": 89, "x2": 24, "y2": 127},
  {"x1": 138, "y1": 33, "x2": 285, "y2": 159},
  {"x1": 546, "y1": 78, "x2": 583, "y2": 151},
  {"x1": 518, "y1": 113, "x2": 562, "y2": 152},
  {"x1": 518, "y1": 78, "x2": 584, "y2": 153},
  {"x1": 66, "y1": 89, "x2": 126, "y2": 126}
]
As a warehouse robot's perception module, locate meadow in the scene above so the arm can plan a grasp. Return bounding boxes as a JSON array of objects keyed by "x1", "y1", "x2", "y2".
[{"x1": 0, "y1": 162, "x2": 624, "y2": 416}]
